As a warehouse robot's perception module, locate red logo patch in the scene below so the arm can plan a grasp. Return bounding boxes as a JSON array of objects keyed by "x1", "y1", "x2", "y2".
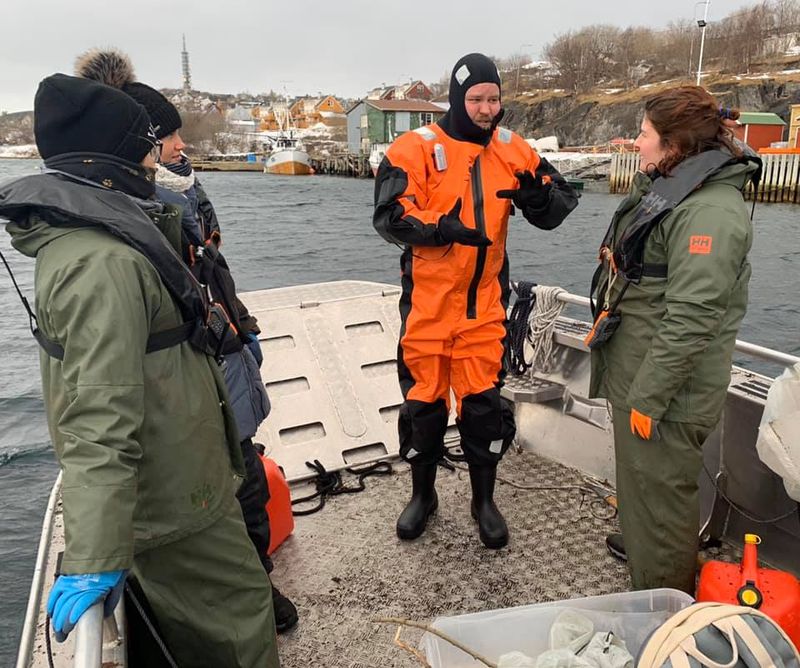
[{"x1": 689, "y1": 235, "x2": 713, "y2": 255}]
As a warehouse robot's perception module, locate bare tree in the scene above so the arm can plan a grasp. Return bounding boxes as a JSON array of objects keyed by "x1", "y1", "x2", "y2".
[
  {"x1": 537, "y1": 0, "x2": 800, "y2": 92},
  {"x1": 429, "y1": 70, "x2": 450, "y2": 98},
  {"x1": 545, "y1": 25, "x2": 621, "y2": 92},
  {"x1": 180, "y1": 111, "x2": 233, "y2": 156},
  {"x1": 710, "y1": 2, "x2": 772, "y2": 73}
]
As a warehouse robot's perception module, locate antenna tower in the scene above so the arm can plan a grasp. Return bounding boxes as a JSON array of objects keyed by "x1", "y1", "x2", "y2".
[{"x1": 181, "y1": 34, "x2": 192, "y2": 92}]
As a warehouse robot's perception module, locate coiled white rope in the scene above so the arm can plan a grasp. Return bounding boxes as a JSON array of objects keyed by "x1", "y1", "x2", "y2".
[{"x1": 528, "y1": 285, "x2": 567, "y2": 374}]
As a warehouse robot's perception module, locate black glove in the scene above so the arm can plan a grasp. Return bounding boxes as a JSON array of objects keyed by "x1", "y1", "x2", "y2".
[
  {"x1": 436, "y1": 199, "x2": 492, "y2": 247},
  {"x1": 496, "y1": 170, "x2": 551, "y2": 211}
]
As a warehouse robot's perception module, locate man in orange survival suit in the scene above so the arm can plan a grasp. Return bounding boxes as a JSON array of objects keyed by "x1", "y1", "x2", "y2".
[{"x1": 373, "y1": 53, "x2": 578, "y2": 548}]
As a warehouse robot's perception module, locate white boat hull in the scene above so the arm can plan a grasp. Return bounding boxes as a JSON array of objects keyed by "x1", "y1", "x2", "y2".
[{"x1": 264, "y1": 149, "x2": 312, "y2": 175}]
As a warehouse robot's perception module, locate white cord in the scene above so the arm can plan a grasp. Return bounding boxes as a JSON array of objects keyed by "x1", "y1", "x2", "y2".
[{"x1": 528, "y1": 285, "x2": 567, "y2": 374}]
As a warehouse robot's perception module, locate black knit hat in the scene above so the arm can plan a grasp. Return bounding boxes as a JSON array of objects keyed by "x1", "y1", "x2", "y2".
[
  {"x1": 34, "y1": 73, "x2": 153, "y2": 162},
  {"x1": 123, "y1": 82, "x2": 182, "y2": 139},
  {"x1": 75, "y1": 48, "x2": 182, "y2": 139}
]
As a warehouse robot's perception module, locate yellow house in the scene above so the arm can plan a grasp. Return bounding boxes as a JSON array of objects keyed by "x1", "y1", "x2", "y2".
[
  {"x1": 314, "y1": 95, "x2": 345, "y2": 117},
  {"x1": 289, "y1": 95, "x2": 345, "y2": 127}
]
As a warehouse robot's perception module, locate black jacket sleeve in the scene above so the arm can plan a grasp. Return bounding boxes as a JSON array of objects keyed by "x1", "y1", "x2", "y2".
[{"x1": 373, "y1": 154, "x2": 447, "y2": 247}]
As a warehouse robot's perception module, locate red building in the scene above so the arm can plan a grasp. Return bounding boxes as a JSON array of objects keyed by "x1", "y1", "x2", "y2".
[{"x1": 733, "y1": 112, "x2": 786, "y2": 151}]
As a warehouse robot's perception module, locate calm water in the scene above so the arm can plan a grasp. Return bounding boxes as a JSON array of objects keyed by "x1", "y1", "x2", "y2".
[{"x1": 0, "y1": 159, "x2": 797, "y2": 663}]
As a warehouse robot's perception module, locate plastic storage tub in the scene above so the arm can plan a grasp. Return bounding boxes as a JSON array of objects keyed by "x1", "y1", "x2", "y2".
[{"x1": 422, "y1": 588, "x2": 694, "y2": 668}]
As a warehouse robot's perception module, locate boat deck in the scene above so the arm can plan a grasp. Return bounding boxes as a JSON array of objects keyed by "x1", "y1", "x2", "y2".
[
  {"x1": 272, "y1": 449, "x2": 737, "y2": 667},
  {"x1": 22, "y1": 280, "x2": 779, "y2": 668}
]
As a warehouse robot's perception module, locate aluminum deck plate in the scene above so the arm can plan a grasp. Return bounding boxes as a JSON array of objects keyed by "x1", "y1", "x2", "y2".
[{"x1": 241, "y1": 281, "x2": 454, "y2": 482}]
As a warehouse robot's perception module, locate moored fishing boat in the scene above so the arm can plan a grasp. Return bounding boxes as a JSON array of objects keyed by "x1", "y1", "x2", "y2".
[{"x1": 263, "y1": 135, "x2": 312, "y2": 176}]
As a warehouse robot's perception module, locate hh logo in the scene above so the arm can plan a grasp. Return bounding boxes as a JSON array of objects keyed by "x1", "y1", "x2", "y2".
[{"x1": 689, "y1": 235, "x2": 713, "y2": 255}]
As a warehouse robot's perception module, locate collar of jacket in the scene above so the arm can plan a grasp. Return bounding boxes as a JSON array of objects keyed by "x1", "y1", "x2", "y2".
[
  {"x1": 610, "y1": 148, "x2": 757, "y2": 281},
  {"x1": 0, "y1": 172, "x2": 207, "y2": 324},
  {"x1": 43, "y1": 152, "x2": 156, "y2": 200}
]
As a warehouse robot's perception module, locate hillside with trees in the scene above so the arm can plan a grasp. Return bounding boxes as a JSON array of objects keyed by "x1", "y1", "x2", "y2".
[{"x1": 491, "y1": 0, "x2": 800, "y2": 146}]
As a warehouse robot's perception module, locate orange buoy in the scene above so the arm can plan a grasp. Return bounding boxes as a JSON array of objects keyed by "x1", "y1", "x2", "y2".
[
  {"x1": 259, "y1": 455, "x2": 295, "y2": 555},
  {"x1": 697, "y1": 534, "x2": 800, "y2": 649}
]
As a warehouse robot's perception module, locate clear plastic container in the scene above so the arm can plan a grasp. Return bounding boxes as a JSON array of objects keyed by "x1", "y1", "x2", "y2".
[{"x1": 422, "y1": 588, "x2": 694, "y2": 668}]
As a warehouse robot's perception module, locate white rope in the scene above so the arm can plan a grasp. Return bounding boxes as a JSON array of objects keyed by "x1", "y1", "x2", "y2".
[{"x1": 528, "y1": 285, "x2": 567, "y2": 374}]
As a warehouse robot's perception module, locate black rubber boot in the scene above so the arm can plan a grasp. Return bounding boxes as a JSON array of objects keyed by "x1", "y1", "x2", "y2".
[
  {"x1": 270, "y1": 583, "x2": 299, "y2": 633},
  {"x1": 396, "y1": 462, "x2": 438, "y2": 540},
  {"x1": 469, "y1": 465, "x2": 508, "y2": 549},
  {"x1": 605, "y1": 532, "x2": 627, "y2": 562}
]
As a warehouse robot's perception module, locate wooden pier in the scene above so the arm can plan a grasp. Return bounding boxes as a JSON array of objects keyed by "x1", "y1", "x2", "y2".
[
  {"x1": 609, "y1": 151, "x2": 800, "y2": 202},
  {"x1": 310, "y1": 153, "x2": 372, "y2": 178}
]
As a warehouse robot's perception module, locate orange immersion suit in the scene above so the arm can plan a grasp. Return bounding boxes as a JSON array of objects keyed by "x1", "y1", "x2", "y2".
[{"x1": 374, "y1": 122, "x2": 577, "y2": 467}]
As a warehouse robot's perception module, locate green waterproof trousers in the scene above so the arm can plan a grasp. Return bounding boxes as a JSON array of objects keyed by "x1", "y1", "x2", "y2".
[
  {"x1": 133, "y1": 497, "x2": 280, "y2": 667},
  {"x1": 612, "y1": 405, "x2": 711, "y2": 596}
]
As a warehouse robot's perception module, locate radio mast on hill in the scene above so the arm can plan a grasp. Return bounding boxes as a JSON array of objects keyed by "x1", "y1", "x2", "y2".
[{"x1": 181, "y1": 34, "x2": 192, "y2": 92}]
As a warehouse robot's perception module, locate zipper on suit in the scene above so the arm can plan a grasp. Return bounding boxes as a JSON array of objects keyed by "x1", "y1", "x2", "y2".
[{"x1": 466, "y1": 156, "x2": 487, "y2": 319}]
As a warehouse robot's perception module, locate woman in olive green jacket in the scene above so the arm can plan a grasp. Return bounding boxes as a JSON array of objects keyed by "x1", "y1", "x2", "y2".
[
  {"x1": 1, "y1": 74, "x2": 279, "y2": 667},
  {"x1": 589, "y1": 86, "x2": 760, "y2": 594}
]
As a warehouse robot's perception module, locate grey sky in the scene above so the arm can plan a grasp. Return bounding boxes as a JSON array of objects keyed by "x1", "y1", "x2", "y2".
[{"x1": 2, "y1": 0, "x2": 755, "y2": 113}]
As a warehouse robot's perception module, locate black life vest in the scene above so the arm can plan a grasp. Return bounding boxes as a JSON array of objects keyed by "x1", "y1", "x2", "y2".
[
  {"x1": 0, "y1": 173, "x2": 229, "y2": 361},
  {"x1": 590, "y1": 148, "x2": 761, "y2": 316}
]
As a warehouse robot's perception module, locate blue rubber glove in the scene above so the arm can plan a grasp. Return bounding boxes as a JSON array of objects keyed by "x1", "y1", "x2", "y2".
[
  {"x1": 47, "y1": 570, "x2": 127, "y2": 642},
  {"x1": 246, "y1": 332, "x2": 263, "y2": 367}
]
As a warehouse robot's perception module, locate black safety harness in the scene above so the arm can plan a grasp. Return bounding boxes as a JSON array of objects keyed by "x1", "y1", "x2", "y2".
[
  {"x1": 593, "y1": 151, "x2": 746, "y2": 308},
  {"x1": 585, "y1": 150, "x2": 761, "y2": 349}
]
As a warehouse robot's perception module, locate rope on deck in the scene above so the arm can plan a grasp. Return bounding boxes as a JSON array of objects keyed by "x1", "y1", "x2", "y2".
[{"x1": 529, "y1": 285, "x2": 567, "y2": 374}]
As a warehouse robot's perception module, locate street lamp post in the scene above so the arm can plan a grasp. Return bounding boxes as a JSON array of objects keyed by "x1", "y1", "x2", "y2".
[{"x1": 695, "y1": 0, "x2": 711, "y2": 86}]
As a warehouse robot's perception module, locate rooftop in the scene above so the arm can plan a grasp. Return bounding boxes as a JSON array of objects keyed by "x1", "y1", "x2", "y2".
[
  {"x1": 366, "y1": 99, "x2": 445, "y2": 113},
  {"x1": 738, "y1": 112, "x2": 786, "y2": 126}
]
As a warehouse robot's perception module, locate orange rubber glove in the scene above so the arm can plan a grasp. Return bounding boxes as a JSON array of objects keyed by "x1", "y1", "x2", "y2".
[{"x1": 630, "y1": 408, "x2": 660, "y2": 441}]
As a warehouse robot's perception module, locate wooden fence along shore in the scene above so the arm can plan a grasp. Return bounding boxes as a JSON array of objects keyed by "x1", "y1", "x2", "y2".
[
  {"x1": 609, "y1": 151, "x2": 800, "y2": 202},
  {"x1": 310, "y1": 153, "x2": 372, "y2": 177}
]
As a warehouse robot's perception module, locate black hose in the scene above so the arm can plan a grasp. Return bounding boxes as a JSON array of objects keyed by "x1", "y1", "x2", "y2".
[{"x1": 291, "y1": 460, "x2": 393, "y2": 516}]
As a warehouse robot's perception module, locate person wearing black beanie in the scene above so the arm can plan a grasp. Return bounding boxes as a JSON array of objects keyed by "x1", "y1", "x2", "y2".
[
  {"x1": 75, "y1": 47, "x2": 298, "y2": 640},
  {"x1": 0, "y1": 70, "x2": 281, "y2": 667},
  {"x1": 75, "y1": 48, "x2": 185, "y2": 162},
  {"x1": 438, "y1": 52, "x2": 504, "y2": 145},
  {"x1": 34, "y1": 73, "x2": 158, "y2": 199},
  {"x1": 374, "y1": 52, "x2": 579, "y2": 550}
]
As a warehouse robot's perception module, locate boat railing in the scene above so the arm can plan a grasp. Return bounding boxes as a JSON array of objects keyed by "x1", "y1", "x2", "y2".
[
  {"x1": 553, "y1": 289, "x2": 800, "y2": 367},
  {"x1": 15, "y1": 469, "x2": 127, "y2": 668},
  {"x1": 72, "y1": 601, "x2": 126, "y2": 668},
  {"x1": 16, "y1": 472, "x2": 61, "y2": 668}
]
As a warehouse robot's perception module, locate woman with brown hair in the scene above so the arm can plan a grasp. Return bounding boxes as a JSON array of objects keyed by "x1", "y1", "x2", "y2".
[{"x1": 588, "y1": 86, "x2": 761, "y2": 594}]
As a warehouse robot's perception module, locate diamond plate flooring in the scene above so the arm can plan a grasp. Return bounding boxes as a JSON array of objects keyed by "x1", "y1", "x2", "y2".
[
  {"x1": 273, "y1": 450, "x2": 613, "y2": 667},
  {"x1": 272, "y1": 449, "x2": 742, "y2": 667}
]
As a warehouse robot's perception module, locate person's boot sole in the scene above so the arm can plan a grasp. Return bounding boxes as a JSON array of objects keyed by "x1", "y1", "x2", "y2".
[{"x1": 396, "y1": 495, "x2": 438, "y2": 540}]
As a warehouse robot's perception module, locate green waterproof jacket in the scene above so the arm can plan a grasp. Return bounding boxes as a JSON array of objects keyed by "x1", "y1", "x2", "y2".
[
  {"x1": 589, "y1": 158, "x2": 759, "y2": 427},
  {"x1": 4, "y1": 184, "x2": 244, "y2": 574}
]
